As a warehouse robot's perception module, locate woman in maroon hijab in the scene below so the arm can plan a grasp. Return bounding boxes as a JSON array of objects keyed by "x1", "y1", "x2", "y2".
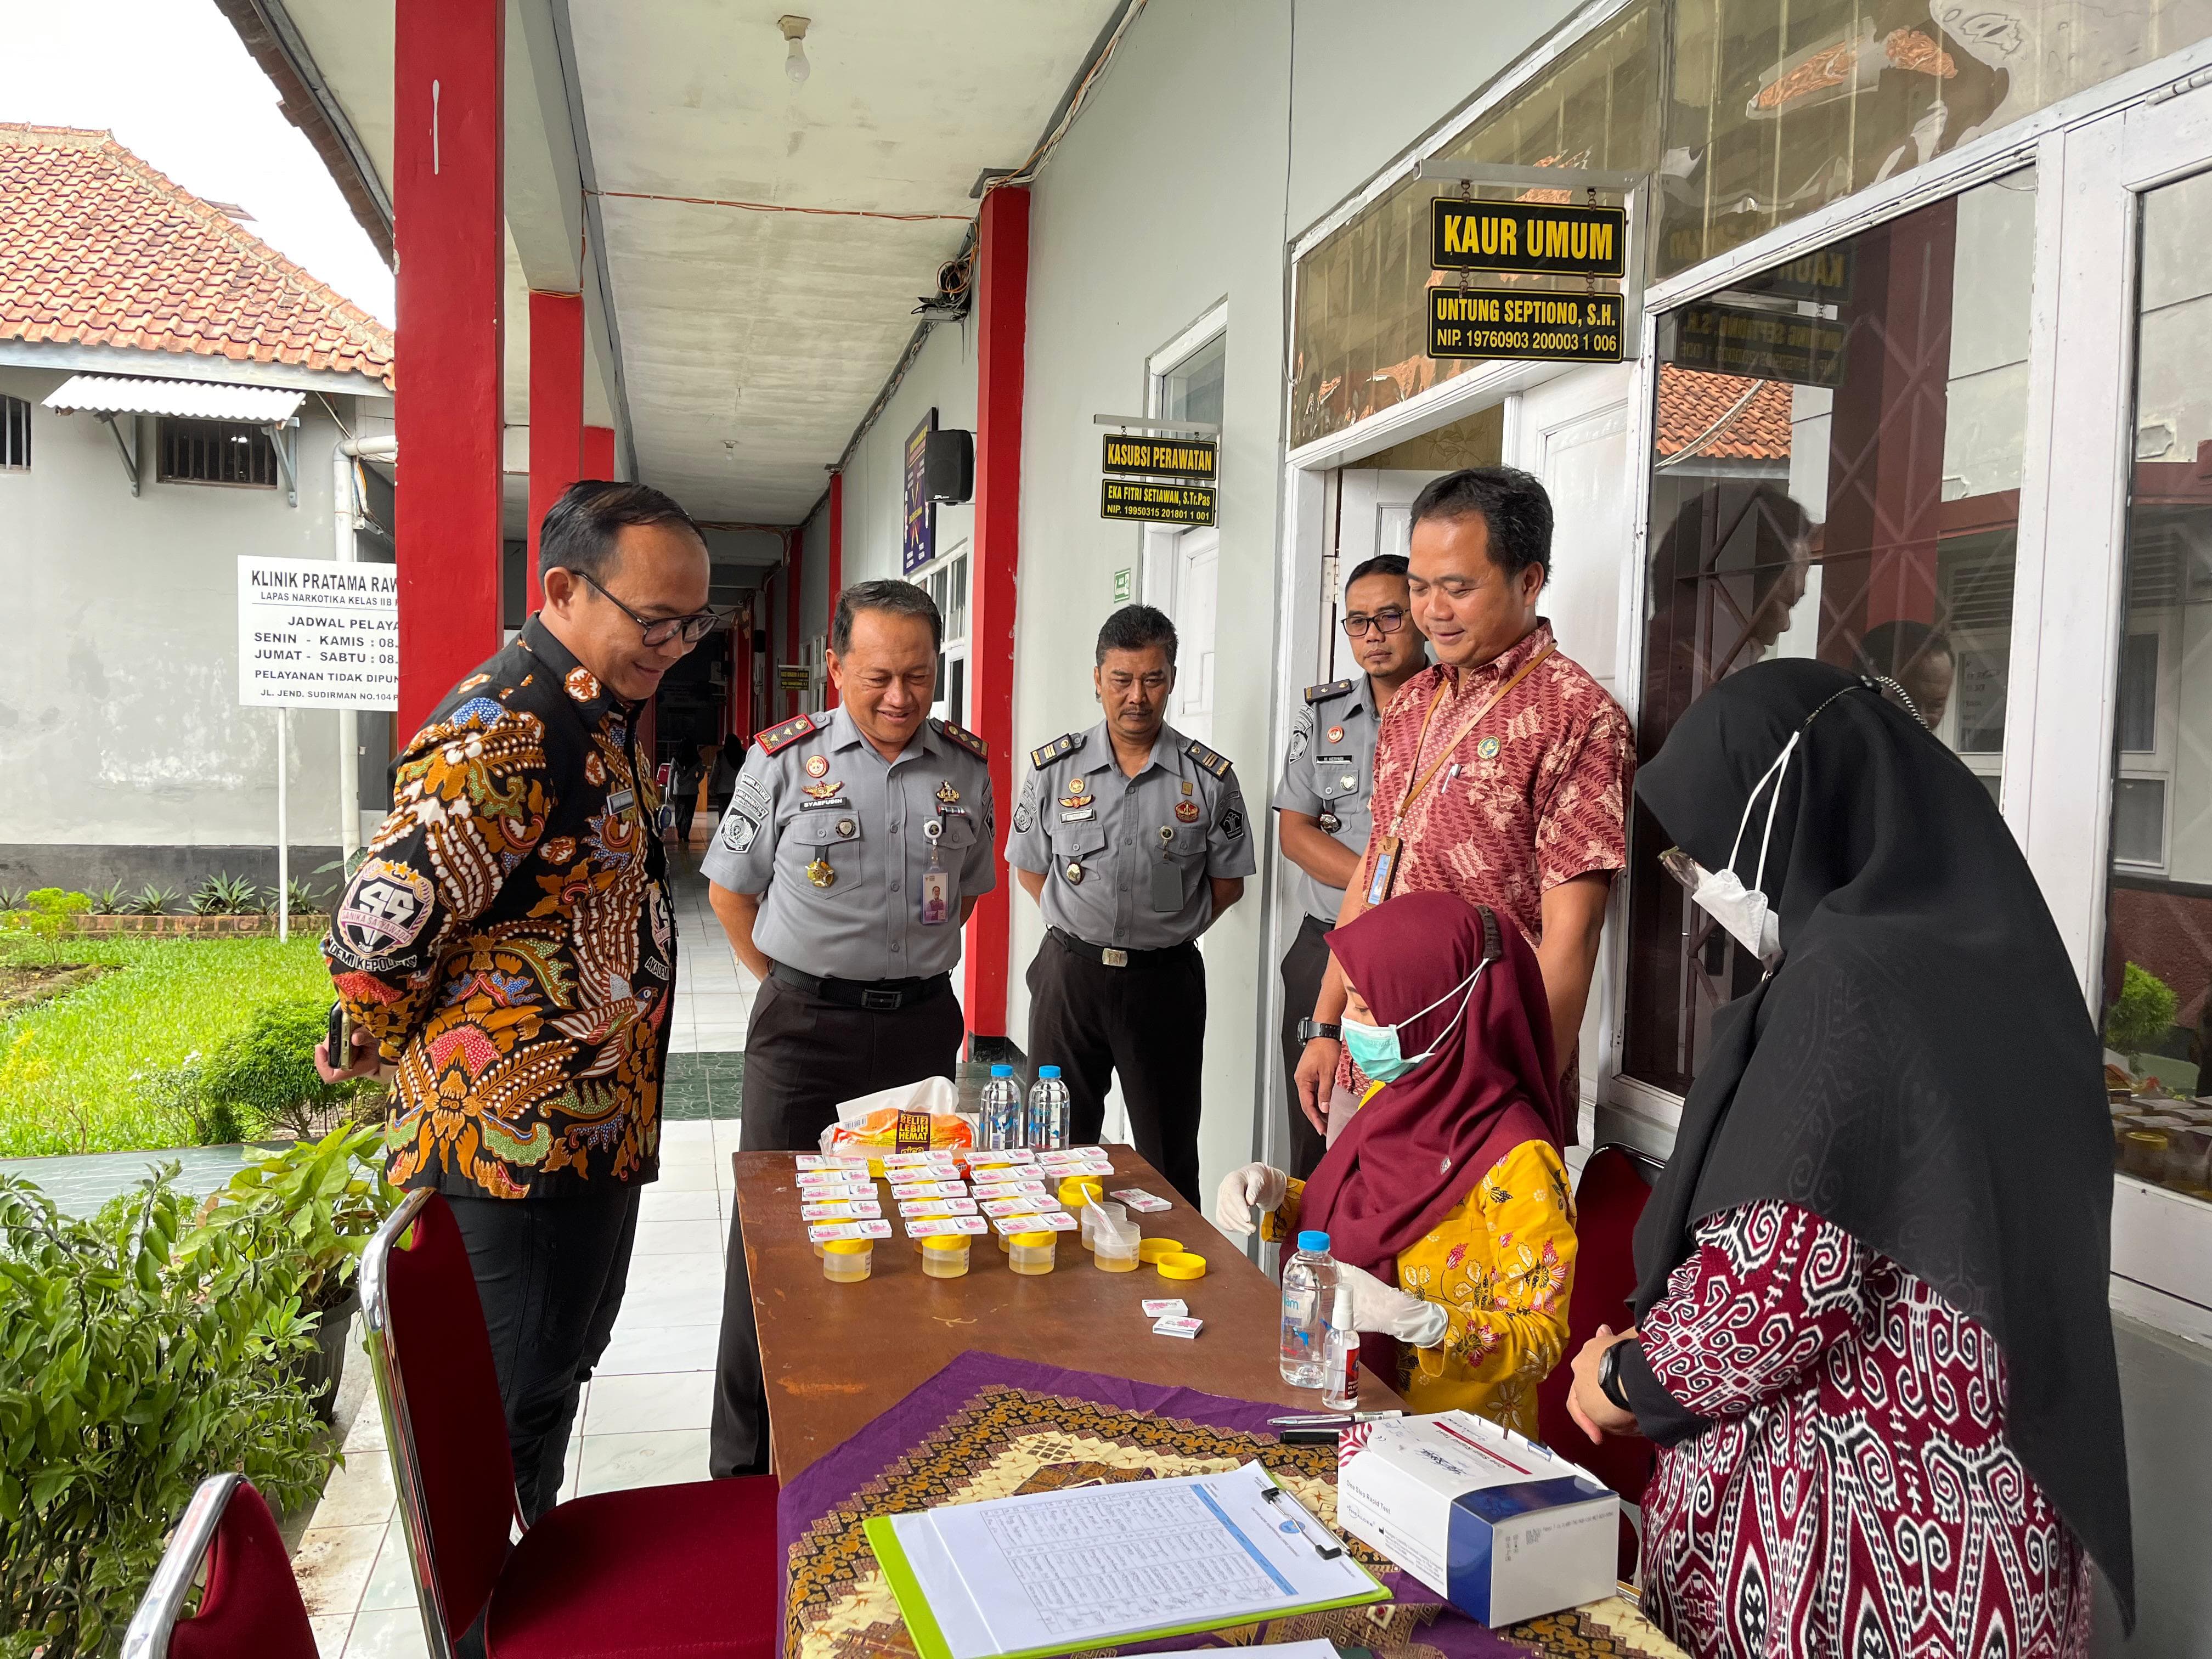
[{"x1": 1217, "y1": 891, "x2": 1578, "y2": 1432}]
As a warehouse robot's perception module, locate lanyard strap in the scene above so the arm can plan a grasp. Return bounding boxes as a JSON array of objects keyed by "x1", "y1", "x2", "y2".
[{"x1": 1389, "y1": 644, "x2": 1555, "y2": 834}]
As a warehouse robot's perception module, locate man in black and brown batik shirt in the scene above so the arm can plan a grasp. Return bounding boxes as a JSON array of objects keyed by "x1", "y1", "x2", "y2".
[{"x1": 319, "y1": 479, "x2": 719, "y2": 1521}]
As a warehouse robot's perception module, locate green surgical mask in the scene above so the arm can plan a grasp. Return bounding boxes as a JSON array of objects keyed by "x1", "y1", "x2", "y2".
[{"x1": 1340, "y1": 963, "x2": 1486, "y2": 1084}]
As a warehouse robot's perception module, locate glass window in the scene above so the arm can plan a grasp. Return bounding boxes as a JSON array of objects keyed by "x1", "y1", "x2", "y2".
[
  {"x1": 1624, "y1": 169, "x2": 2035, "y2": 1092},
  {"x1": 1288, "y1": 4, "x2": 1654, "y2": 450},
  {"x1": 156, "y1": 417, "x2": 279, "y2": 487},
  {"x1": 2102, "y1": 165, "x2": 2212, "y2": 1201},
  {"x1": 1159, "y1": 334, "x2": 1226, "y2": 428},
  {"x1": 1659, "y1": 0, "x2": 2212, "y2": 277},
  {"x1": 0, "y1": 394, "x2": 28, "y2": 470}
]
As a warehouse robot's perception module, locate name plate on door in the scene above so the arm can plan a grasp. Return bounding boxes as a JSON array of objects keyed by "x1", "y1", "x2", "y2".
[
  {"x1": 1427, "y1": 289, "x2": 1624, "y2": 363},
  {"x1": 1101, "y1": 479, "x2": 1217, "y2": 527}
]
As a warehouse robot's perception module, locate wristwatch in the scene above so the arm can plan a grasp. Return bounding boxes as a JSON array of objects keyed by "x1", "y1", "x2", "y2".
[
  {"x1": 1296, "y1": 1019, "x2": 1341, "y2": 1044},
  {"x1": 1596, "y1": 1339, "x2": 1635, "y2": 1413}
]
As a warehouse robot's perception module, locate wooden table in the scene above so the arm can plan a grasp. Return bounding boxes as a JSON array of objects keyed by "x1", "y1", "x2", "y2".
[{"x1": 733, "y1": 1146, "x2": 1404, "y2": 1483}]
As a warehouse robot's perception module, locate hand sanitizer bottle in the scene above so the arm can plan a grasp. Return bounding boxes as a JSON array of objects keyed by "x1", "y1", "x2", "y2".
[{"x1": 1321, "y1": 1286, "x2": 1360, "y2": 1412}]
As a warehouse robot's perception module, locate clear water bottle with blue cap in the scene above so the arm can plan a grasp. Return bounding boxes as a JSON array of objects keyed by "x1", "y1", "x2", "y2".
[
  {"x1": 1279, "y1": 1229, "x2": 1339, "y2": 1387},
  {"x1": 1026, "y1": 1066, "x2": 1070, "y2": 1150},
  {"x1": 979, "y1": 1064, "x2": 1022, "y2": 1151}
]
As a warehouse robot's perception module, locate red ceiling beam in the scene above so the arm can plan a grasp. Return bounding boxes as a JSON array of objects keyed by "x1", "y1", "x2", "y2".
[
  {"x1": 525, "y1": 290, "x2": 583, "y2": 613},
  {"x1": 393, "y1": 0, "x2": 504, "y2": 737},
  {"x1": 583, "y1": 424, "x2": 616, "y2": 479},
  {"x1": 826, "y1": 472, "x2": 844, "y2": 708},
  {"x1": 963, "y1": 184, "x2": 1028, "y2": 1043}
]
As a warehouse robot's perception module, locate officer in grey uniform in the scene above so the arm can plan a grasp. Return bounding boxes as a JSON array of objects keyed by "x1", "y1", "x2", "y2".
[
  {"x1": 1008, "y1": 605, "x2": 1253, "y2": 1205},
  {"x1": 701, "y1": 578, "x2": 995, "y2": 1476},
  {"x1": 1272, "y1": 554, "x2": 1426, "y2": 1175}
]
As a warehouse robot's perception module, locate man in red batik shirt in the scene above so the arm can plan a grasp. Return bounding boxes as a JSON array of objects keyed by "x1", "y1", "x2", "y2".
[{"x1": 1293, "y1": 467, "x2": 1632, "y2": 1137}]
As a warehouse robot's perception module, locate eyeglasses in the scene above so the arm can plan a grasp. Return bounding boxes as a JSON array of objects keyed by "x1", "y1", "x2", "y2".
[
  {"x1": 1342, "y1": 607, "x2": 1410, "y2": 639},
  {"x1": 576, "y1": 572, "x2": 728, "y2": 646}
]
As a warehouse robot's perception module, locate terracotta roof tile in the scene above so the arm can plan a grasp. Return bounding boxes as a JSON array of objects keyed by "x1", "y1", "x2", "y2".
[
  {"x1": 1655, "y1": 365, "x2": 1792, "y2": 461},
  {"x1": 0, "y1": 123, "x2": 392, "y2": 390}
]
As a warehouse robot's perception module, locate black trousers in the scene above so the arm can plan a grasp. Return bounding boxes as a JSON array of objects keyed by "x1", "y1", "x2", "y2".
[
  {"x1": 1277, "y1": 912, "x2": 1333, "y2": 1180},
  {"x1": 1025, "y1": 932, "x2": 1207, "y2": 1206},
  {"x1": 708, "y1": 972, "x2": 965, "y2": 1477},
  {"x1": 446, "y1": 1186, "x2": 640, "y2": 1525}
]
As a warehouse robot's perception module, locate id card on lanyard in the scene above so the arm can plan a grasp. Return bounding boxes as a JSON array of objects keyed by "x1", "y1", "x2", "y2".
[{"x1": 1366, "y1": 645, "x2": 1553, "y2": 906}]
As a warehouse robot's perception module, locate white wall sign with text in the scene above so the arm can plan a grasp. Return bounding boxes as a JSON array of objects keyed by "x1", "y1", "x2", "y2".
[{"x1": 237, "y1": 556, "x2": 398, "y2": 710}]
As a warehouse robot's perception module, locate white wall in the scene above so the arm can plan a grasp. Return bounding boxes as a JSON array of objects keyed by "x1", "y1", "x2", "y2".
[
  {"x1": 0, "y1": 364, "x2": 388, "y2": 877},
  {"x1": 839, "y1": 323, "x2": 979, "y2": 589}
]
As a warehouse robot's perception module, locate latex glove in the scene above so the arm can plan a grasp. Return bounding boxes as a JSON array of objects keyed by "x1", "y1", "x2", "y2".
[
  {"x1": 1335, "y1": 1261, "x2": 1451, "y2": 1348},
  {"x1": 1212, "y1": 1163, "x2": 1289, "y2": 1235}
]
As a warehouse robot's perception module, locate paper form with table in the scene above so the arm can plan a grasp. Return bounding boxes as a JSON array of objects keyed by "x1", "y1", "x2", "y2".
[{"x1": 865, "y1": 1460, "x2": 1386, "y2": 1659}]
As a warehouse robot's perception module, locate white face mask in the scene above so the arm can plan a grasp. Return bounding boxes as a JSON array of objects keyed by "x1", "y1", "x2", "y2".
[{"x1": 1663, "y1": 730, "x2": 1801, "y2": 972}]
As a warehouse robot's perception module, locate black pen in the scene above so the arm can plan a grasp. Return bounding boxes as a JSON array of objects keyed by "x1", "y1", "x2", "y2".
[{"x1": 1260, "y1": 1484, "x2": 1344, "y2": 1559}]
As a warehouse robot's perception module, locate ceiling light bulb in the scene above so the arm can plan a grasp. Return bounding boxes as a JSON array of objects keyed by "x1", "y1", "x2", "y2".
[{"x1": 779, "y1": 15, "x2": 811, "y2": 84}]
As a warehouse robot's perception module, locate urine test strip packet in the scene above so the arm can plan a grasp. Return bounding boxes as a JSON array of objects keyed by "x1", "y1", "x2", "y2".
[
  {"x1": 905, "y1": 1215, "x2": 991, "y2": 1238},
  {"x1": 797, "y1": 1175, "x2": 874, "y2": 1195},
  {"x1": 797, "y1": 1167, "x2": 875, "y2": 1188},
  {"x1": 882, "y1": 1152, "x2": 960, "y2": 1171},
  {"x1": 800, "y1": 1200, "x2": 883, "y2": 1221},
  {"x1": 970, "y1": 1180, "x2": 1050, "y2": 1200},
  {"x1": 796, "y1": 1155, "x2": 871, "y2": 1173},
  {"x1": 981, "y1": 1196, "x2": 1062, "y2": 1218},
  {"x1": 889, "y1": 1181, "x2": 969, "y2": 1201},
  {"x1": 1152, "y1": 1316, "x2": 1203, "y2": 1339},
  {"x1": 994, "y1": 1210, "x2": 1079, "y2": 1235},
  {"x1": 965, "y1": 1149, "x2": 1037, "y2": 1168},
  {"x1": 1109, "y1": 1188, "x2": 1174, "y2": 1214},
  {"x1": 1141, "y1": 1298, "x2": 1189, "y2": 1319},
  {"x1": 898, "y1": 1197, "x2": 981, "y2": 1217},
  {"x1": 807, "y1": 1219, "x2": 894, "y2": 1244}
]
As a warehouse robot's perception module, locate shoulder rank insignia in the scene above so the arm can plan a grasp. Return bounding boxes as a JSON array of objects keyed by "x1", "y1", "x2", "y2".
[
  {"x1": 755, "y1": 713, "x2": 818, "y2": 755},
  {"x1": 1030, "y1": 730, "x2": 1082, "y2": 771},
  {"x1": 933, "y1": 717, "x2": 989, "y2": 760},
  {"x1": 1304, "y1": 679, "x2": 1355, "y2": 704},
  {"x1": 1182, "y1": 737, "x2": 1232, "y2": 780}
]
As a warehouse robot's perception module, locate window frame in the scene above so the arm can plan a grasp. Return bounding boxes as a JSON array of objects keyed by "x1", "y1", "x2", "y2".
[
  {"x1": 155, "y1": 416, "x2": 280, "y2": 489},
  {"x1": 0, "y1": 393, "x2": 29, "y2": 470}
]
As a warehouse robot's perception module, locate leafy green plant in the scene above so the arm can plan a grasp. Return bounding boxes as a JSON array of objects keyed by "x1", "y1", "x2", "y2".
[
  {"x1": 0, "y1": 888, "x2": 92, "y2": 939},
  {"x1": 86, "y1": 884, "x2": 128, "y2": 916},
  {"x1": 0, "y1": 1171, "x2": 330, "y2": 1657},
  {"x1": 184, "y1": 1123, "x2": 399, "y2": 1312},
  {"x1": 188, "y1": 873, "x2": 262, "y2": 916},
  {"x1": 284, "y1": 879, "x2": 330, "y2": 916},
  {"x1": 124, "y1": 883, "x2": 179, "y2": 916},
  {"x1": 2105, "y1": 961, "x2": 2180, "y2": 1060},
  {"x1": 129, "y1": 1052, "x2": 242, "y2": 1147},
  {"x1": 0, "y1": 887, "x2": 23, "y2": 914},
  {"x1": 200, "y1": 996, "x2": 366, "y2": 1140}
]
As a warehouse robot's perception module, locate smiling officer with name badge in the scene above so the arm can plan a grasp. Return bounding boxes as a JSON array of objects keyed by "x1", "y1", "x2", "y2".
[
  {"x1": 700, "y1": 579, "x2": 994, "y2": 1477},
  {"x1": 1007, "y1": 605, "x2": 1253, "y2": 1206}
]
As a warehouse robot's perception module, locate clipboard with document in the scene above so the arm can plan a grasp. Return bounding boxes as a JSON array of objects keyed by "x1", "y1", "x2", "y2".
[{"x1": 864, "y1": 1459, "x2": 1389, "y2": 1659}]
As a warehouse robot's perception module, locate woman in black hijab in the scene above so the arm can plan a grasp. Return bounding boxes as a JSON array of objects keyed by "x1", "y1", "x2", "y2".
[{"x1": 1567, "y1": 659, "x2": 2130, "y2": 1658}]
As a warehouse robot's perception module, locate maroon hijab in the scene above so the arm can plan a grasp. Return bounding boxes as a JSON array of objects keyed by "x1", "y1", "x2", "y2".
[{"x1": 1300, "y1": 893, "x2": 1566, "y2": 1298}]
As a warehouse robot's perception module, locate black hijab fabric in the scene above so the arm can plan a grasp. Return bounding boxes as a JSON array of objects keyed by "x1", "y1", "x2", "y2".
[{"x1": 1632, "y1": 659, "x2": 2133, "y2": 1622}]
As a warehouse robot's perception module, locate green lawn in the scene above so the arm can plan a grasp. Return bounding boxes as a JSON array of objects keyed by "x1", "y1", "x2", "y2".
[{"x1": 0, "y1": 933, "x2": 335, "y2": 1157}]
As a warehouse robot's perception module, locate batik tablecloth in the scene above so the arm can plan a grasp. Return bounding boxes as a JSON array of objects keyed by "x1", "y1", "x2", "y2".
[{"x1": 775, "y1": 1350, "x2": 1684, "y2": 1659}]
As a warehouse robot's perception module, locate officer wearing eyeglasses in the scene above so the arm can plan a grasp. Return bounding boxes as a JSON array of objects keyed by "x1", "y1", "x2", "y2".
[
  {"x1": 1271, "y1": 554, "x2": 1429, "y2": 1175},
  {"x1": 1007, "y1": 604, "x2": 1254, "y2": 1206}
]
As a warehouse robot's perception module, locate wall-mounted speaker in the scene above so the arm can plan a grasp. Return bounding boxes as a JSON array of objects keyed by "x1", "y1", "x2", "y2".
[{"x1": 923, "y1": 428, "x2": 974, "y2": 504}]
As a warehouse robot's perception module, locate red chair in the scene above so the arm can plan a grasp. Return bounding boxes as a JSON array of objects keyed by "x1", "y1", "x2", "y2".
[
  {"x1": 1536, "y1": 1144, "x2": 1663, "y2": 1581},
  {"x1": 361, "y1": 1188, "x2": 780, "y2": 1659},
  {"x1": 122, "y1": 1473, "x2": 318, "y2": 1659}
]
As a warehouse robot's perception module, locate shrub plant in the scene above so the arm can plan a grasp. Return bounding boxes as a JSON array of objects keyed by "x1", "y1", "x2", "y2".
[{"x1": 199, "y1": 996, "x2": 370, "y2": 1141}]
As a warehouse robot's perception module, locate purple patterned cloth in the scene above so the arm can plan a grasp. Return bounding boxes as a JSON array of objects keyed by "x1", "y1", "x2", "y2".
[{"x1": 775, "y1": 1348, "x2": 1528, "y2": 1659}]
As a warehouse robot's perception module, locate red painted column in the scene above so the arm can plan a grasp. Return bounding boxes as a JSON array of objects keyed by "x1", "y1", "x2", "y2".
[
  {"x1": 825, "y1": 472, "x2": 844, "y2": 707},
  {"x1": 583, "y1": 424, "x2": 616, "y2": 479},
  {"x1": 963, "y1": 184, "x2": 1028, "y2": 1042},
  {"x1": 731, "y1": 601, "x2": 753, "y2": 741},
  {"x1": 785, "y1": 529, "x2": 804, "y2": 719},
  {"x1": 394, "y1": 0, "x2": 504, "y2": 737},
  {"x1": 526, "y1": 291, "x2": 584, "y2": 612}
]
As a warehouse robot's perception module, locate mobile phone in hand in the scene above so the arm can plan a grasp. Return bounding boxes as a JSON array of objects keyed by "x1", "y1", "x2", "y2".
[{"x1": 325, "y1": 1000, "x2": 356, "y2": 1068}]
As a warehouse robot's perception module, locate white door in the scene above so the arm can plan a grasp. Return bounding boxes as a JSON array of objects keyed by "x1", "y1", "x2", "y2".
[
  {"x1": 1508, "y1": 364, "x2": 1637, "y2": 1133},
  {"x1": 1329, "y1": 469, "x2": 1438, "y2": 680},
  {"x1": 1167, "y1": 527, "x2": 1220, "y2": 747},
  {"x1": 1509, "y1": 364, "x2": 1637, "y2": 704}
]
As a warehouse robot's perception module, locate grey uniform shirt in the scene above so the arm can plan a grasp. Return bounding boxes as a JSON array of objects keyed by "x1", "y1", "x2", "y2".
[
  {"x1": 1271, "y1": 676, "x2": 1385, "y2": 923},
  {"x1": 702, "y1": 706, "x2": 997, "y2": 981},
  {"x1": 1006, "y1": 721, "x2": 1256, "y2": 951}
]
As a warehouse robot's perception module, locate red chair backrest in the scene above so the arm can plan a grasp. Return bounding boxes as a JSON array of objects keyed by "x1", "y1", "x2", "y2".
[
  {"x1": 167, "y1": 1480, "x2": 318, "y2": 1659},
  {"x1": 1536, "y1": 1144, "x2": 1660, "y2": 1576},
  {"x1": 381, "y1": 1192, "x2": 519, "y2": 1648}
]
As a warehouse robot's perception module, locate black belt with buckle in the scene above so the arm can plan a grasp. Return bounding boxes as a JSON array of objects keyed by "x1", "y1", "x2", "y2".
[
  {"x1": 1048, "y1": 927, "x2": 1194, "y2": 971},
  {"x1": 770, "y1": 963, "x2": 952, "y2": 1011}
]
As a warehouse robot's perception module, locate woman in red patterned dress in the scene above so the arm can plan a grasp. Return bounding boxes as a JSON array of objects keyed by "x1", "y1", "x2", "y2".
[{"x1": 1566, "y1": 662, "x2": 2133, "y2": 1658}]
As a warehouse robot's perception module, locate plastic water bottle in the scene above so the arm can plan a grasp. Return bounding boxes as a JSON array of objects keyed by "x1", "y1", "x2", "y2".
[
  {"x1": 979, "y1": 1064, "x2": 1022, "y2": 1152},
  {"x1": 1322, "y1": 1286, "x2": 1361, "y2": 1410},
  {"x1": 1027, "y1": 1065, "x2": 1071, "y2": 1150},
  {"x1": 1279, "y1": 1230, "x2": 1339, "y2": 1387}
]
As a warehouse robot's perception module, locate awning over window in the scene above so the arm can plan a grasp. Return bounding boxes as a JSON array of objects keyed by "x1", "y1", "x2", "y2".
[{"x1": 41, "y1": 374, "x2": 304, "y2": 422}]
